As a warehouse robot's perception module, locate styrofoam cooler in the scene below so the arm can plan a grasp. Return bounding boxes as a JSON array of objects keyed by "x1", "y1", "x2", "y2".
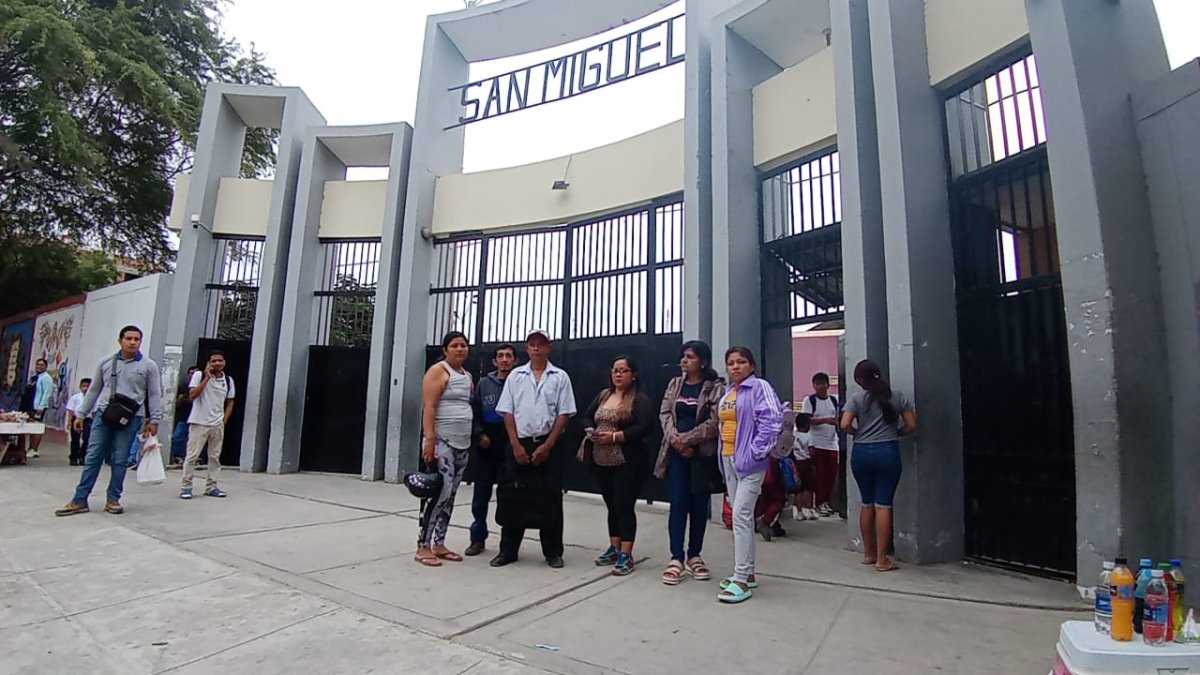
[{"x1": 1051, "y1": 621, "x2": 1200, "y2": 674}]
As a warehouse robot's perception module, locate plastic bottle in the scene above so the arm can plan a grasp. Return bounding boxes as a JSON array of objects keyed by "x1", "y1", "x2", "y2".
[
  {"x1": 1145, "y1": 569, "x2": 1170, "y2": 645},
  {"x1": 1094, "y1": 561, "x2": 1115, "y2": 633},
  {"x1": 1172, "y1": 558, "x2": 1187, "y2": 643},
  {"x1": 1159, "y1": 562, "x2": 1178, "y2": 641},
  {"x1": 1134, "y1": 558, "x2": 1154, "y2": 634},
  {"x1": 1110, "y1": 556, "x2": 1136, "y2": 642}
]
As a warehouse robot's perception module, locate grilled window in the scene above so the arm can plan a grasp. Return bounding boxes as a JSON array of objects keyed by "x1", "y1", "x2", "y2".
[
  {"x1": 313, "y1": 239, "x2": 381, "y2": 348},
  {"x1": 204, "y1": 237, "x2": 265, "y2": 341}
]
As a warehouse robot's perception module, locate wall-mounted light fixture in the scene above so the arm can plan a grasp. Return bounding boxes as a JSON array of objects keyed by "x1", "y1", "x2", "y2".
[{"x1": 551, "y1": 154, "x2": 573, "y2": 190}]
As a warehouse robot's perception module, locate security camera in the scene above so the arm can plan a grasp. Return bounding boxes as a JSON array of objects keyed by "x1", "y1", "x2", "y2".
[{"x1": 190, "y1": 214, "x2": 201, "y2": 229}]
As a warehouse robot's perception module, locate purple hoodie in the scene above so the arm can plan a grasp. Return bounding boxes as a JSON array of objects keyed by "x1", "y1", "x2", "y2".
[{"x1": 716, "y1": 374, "x2": 786, "y2": 478}]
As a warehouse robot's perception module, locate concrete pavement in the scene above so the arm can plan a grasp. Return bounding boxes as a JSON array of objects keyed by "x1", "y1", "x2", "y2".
[{"x1": 2, "y1": 439, "x2": 1088, "y2": 674}]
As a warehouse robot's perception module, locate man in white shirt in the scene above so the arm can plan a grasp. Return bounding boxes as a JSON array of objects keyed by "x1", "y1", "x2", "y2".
[
  {"x1": 180, "y1": 350, "x2": 235, "y2": 500},
  {"x1": 65, "y1": 378, "x2": 92, "y2": 466},
  {"x1": 490, "y1": 329, "x2": 577, "y2": 569},
  {"x1": 799, "y1": 372, "x2": 841, "y2": 517}
]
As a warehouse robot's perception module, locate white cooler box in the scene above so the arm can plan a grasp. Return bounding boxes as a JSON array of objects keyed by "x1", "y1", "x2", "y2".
[
  {"x1": 0, "y1": 422, "x2": 46, "y2": 435},
  {"x1": 1052, "y1": 620, "x2": 1200, "y2": 674}
]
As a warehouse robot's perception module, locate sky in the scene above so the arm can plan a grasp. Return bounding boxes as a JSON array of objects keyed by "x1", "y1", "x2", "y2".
[{"x1": 220, "y1": 0, "x2": 1200, "y2": 175}]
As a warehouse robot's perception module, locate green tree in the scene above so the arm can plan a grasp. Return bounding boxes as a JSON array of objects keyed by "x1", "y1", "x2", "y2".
[
  {"x1": 0, "y1": 0, "x2": 278, "y2": 279},
  {"x1": 0, "y1": 237, "x2": 119, "y2": 317},
  {"x1": 328, "y1": 274, "x2": 376, "y2": 349}
]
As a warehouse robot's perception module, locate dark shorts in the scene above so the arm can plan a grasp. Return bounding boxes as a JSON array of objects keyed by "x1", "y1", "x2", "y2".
[
  {"x1": 791, "y1": 457, "x2": 815, "y2": 493},
  {"x1": 850, "y1": 440, "x2": 902, "y2": 507}
]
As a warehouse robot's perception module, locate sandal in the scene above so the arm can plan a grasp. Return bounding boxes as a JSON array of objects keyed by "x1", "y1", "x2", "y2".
[
  {"x1": 876, "y1": 561, "x2": 901, "y2": 572},
  {"x1": 434, "y1": 549, "x2": 463, "y2": 562},
  {"x1": 717, "y1": 580, "x2": 753, "y2": 604},
  {"x1": 684, "y1": 556, "x2": 711, "y2": 581},
  {"x1": 861, "y1": 557, "x2": 877, "y2": 566},
  {"x1": 718, "y1": 574, "x2": 759, "y2": 590},
  {"x1": 662, "y1": 560, "x2": 685, "y2": 586},
  {"x1": 414, "y1": 553, "x2": 442, "y2": 567}
]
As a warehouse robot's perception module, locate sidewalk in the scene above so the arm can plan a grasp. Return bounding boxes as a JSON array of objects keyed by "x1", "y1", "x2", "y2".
[{"x1": 2, "y1": 440, "x2": 1089, "y2": 674}]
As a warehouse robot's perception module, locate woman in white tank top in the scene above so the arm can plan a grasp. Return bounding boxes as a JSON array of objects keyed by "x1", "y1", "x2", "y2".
[{"x1": 415, "y1": 331, "x2": 476, "y2": 566}]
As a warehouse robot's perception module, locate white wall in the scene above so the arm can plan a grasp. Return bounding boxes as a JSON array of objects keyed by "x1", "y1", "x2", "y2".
[
  {"x1": 319, "y1": 180, "x2": 387, "y2": 238},
  {"x1": 212, "y1": 177, "x2": 273, "y2": 237},
  {"x1": 167, "y1": 173, "x2": 191, "y2": 232},
  {"x1": 925, "y1": 0, "x2": 1028, "y2": 86},
  {"x1": 753, "y1": 47, "x2": 837, "y2": 168},
  {"x1": 77, "y1": 275, "x2": 170, "y2": 386},
  {"x1": 431, "y1": 121, "x2": 684, "y2": 233}
]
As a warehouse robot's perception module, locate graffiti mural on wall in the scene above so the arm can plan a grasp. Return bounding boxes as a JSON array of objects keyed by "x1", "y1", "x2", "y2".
[
  {"x1": 30, "y1": 305, "x2": 84, "y2": 430},
  {"x1": 0, "y1": 319, "x2": 35, "y2": 412}
]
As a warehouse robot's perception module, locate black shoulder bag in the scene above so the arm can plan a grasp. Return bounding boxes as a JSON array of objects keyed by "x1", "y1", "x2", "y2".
[{"x1": 100, "y1": 354, "x2": 141, "y2": 429}]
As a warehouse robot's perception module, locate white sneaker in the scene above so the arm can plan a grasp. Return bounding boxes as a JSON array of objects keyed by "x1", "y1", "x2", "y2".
[
  {"x1": 804, "y1": 508, "x2": 820, "y2": 521},
  {"x1": 26, "y1": 449, "x2": 39, "y2": 458},
  {"x1": 818, "y1": 503, "x2": 835, "y2": 517}
]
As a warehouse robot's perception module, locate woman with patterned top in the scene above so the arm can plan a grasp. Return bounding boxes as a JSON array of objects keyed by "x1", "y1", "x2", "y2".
[
  {"x1": 577, "y1": 355, "x2": 656, "y2": 576},
  {"x1": 653, "y1": 340, "x2": 725, "y2": 586}
]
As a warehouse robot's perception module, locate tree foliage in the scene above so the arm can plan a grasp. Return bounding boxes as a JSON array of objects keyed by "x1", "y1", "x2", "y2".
[
  {"x1": 0, "y1": 236, "x2": 119, "y2": 317},
  {"x1": 0, "y1": 0, "x2": 278, "y2": 277},
  {"x1": 328, "y1": 274, "x2": 376, "y2": 349}
]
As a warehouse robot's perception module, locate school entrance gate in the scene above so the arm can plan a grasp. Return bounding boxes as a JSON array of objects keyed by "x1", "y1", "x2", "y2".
[
  {"x1": 944, "y1": 53, "x2": 1076, "y2": 578},
  {"x1": 427, "y1": 196, "x2": 686, "y2": 501}
]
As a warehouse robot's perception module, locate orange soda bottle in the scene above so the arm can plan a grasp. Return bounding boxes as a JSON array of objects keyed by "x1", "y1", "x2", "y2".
[{"x1": 1110, "y1": 557, "x2": 1136, "y2": 641}]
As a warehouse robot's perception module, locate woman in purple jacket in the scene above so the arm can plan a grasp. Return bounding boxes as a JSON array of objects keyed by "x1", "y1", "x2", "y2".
[{"x1": 715, "y1": 346, "x2": 785, "y2": 604}]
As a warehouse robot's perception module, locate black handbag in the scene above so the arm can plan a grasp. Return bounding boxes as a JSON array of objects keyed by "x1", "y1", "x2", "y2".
[{"x1": 100, "y1": 354, "x2": 140, "y2": 430}]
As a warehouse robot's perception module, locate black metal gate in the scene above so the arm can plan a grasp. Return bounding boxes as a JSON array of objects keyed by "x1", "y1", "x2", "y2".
[
  {"x1": 427, "y1": 196, "x2": 685, "y2": 500},
  {"x1": 300, "y1": 346, "x2": 370, "y2": 474},
  {"x1": 945, "y1": 52, "x2": 1076, "y2": 578},
  {"x1": 195, "y1": 338, "x2": 251, "y2": 468}
]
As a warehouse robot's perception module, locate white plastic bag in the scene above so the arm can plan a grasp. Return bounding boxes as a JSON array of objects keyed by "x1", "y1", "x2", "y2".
[{"x1": 136, "y1": 434, "x2": 165, "y2": 486}]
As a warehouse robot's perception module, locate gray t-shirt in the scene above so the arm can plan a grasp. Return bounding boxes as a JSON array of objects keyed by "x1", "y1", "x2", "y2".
[
  {"x1": 434, "y1": 361, "x2": 474, "y2": 449},
  {"x1": 845, "y1": 390, "x2": 913, "y2": 443}
]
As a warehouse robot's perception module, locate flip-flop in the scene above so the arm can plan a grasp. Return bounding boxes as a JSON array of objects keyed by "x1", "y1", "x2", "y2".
[
  {"x1": 414, "y1": 554, "x2": 442, "y2": 567},
  {"x1": 876, "y1": 562, "x2": 901, "y2": 572},
  {"x1": 861, "y1": 558, "x2": 878, "y2": 566},
  {"x1": 435, "y1": 550, "x2": 463, "y2": 562}
]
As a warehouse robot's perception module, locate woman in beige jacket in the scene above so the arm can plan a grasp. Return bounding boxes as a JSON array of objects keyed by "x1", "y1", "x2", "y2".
[{"x1": 654, "y1": 340, "x2": 725, "y2": 585}]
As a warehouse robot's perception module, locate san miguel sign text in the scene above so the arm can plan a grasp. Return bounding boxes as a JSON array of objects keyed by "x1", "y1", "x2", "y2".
[{"x1": 448, "y1": 13, "x2": 685, "y2": 129}]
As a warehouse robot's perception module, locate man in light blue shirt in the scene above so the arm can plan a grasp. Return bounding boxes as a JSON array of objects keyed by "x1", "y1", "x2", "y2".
[
  {"x1": 27, "y1": 359, "x2": 53, "y2": 458},
  {"x1": 490, "y1": 329, "x2": 576, "y2": 569}
]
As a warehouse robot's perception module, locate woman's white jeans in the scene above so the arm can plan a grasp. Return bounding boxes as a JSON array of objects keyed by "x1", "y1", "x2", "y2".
[{"x1": 722, "y1": 454, "x2": 765, "y2": 583}]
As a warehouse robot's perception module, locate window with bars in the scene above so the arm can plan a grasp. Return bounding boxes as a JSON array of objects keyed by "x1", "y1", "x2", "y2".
[
  {"x1": 427, "y1": 196, "x2": 684, "y2": 345},
  {"x1": 313, "y1": 239, "x2": 381, "y2": 348},
  {"x1": 204, "y1": 237, "x2": 265, "y2": 341},
  {"x1": 945, "y1": 53, "x2": 1047, "y2": 179},
  {"x1": 760, "y1": 149, "x2": 844, "y2": 327}
]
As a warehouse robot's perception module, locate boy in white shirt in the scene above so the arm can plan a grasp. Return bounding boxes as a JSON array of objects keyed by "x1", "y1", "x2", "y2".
[
  {"x1": 180, "y1": 350, "x2": 235, "y2": 500},
  {"x1": 790, "y1": 415, "x2": 819, "y2": 521},
  {"x1": 65, "y1": 378, "x2": 92, "y2": 466},
  {"x1": 799, "y1": 372, "x2": 841, "y2": 517}
]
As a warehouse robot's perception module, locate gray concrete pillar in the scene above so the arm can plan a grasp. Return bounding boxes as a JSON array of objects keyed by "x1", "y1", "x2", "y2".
[
  {"x1": 831, "y1": 0, "x2": 890, "y2": 550},
  {"x1": 268, "y1": 137, "x2": 346, "y2": 475},
  {"x1": 709, "y1": 18, "x2": 780, "y2": 357},
  {"x1": 240, "y1": 91, "x2": 326, "y2": 473},
  {"x1": 363, "y1": 125, "x2": 413, "y2": 481},
  {"x1": 1134, "y1": 60, "x2": 1200, "y2": 585},
  {"x1": 387, "y1": 22, "x2": 468, "y2": 481},
  {"x1": 1025, "y1": 0, "x2": 1172, "y2": 575},
  {"x1": 866, "y1": 0, "x2": 963, "y2": 564}
]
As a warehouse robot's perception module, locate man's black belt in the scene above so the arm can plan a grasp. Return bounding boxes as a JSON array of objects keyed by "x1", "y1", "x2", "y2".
[{"x1": 520, "y1": 435, "x2": 548, "y2": 444}]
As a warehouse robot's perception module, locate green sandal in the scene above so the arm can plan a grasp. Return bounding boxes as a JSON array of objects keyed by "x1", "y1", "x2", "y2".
[
  {"x1": 717, "y1": 580, "x2": 753, "y2": 603},
  {"x1": 718, "y1": 574, "x2": 759, "y2": 590}
]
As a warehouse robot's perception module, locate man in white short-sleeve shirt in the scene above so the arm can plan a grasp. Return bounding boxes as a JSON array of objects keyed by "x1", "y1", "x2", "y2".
[
  {"x1": 490, "y1": 329, "x2": 576, "y2": 569},
  {"x1": 800, "y1": 372, "x2": 841, "y2": 517},
  {"x1": 180, "y1": 350, "x2": 235, "y2": 500}
]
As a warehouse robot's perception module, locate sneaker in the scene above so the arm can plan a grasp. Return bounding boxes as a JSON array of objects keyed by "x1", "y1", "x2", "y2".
[
  {"x1": 55, "y1": 501, "x2": 89, "y2": 517},
  {"x1": 818, "y1": 503, "x2": 835, "y2": 517},
  {"x1": 203, "y1": 487, "x2": 227, "y2": 498},
  {"x1": 26, "y1": 449, "x2": 39, "y2": 458},
  {"x1": 104, "y1": 500, "x2": 124, "y2": 515},
  {"x1": 612, "y1": 553, "x2": 634, "y2": 576},
  {"x1": 804, "y1": 508, "x2": 820, "y2": 521},
  {"x1": 770, "y1": 521, "x2": 786, "y2": 538},
  {"x1": 179, "y1": 487, "x2": 193, "y2": 500},
  {"x1": 755, "y1": 518, "x2": 773, "y2": 542},
  {"x1": 464, "y1": 541, "x2": 486, "y2": 557},
  {"x1": 594, "y1": 545, "x2": 619, "y2": 566}
]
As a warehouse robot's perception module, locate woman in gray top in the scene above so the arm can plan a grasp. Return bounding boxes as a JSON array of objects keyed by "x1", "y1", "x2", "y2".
[
  {"x1": 840, "y1": 359, "x2": 917, "y2": 573},
  {"x1": 416, "y1": 331, "x2": 475, "y2": 567}
]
